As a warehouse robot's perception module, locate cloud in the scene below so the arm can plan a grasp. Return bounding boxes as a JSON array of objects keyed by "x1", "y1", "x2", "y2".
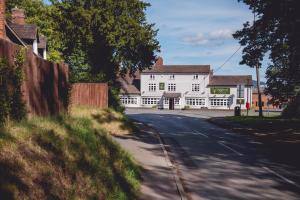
[{"x1": 183, "y1": 29, "x2": 234, "y2": 46}]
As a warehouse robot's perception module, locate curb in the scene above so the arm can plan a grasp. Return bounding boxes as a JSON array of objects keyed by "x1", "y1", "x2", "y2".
[{"x1": 134, "y1": 121, "x2": 189, "y2": 200}]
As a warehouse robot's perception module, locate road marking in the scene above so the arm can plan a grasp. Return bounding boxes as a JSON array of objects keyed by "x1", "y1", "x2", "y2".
[
  {"x1": 218, "y1": 141, "x2": 244, "y2": 156},
  {"x1": 262, "y1": 166, "x2": 300, "y2": 189},
  {"x1": 193, "y1": 131, "x2": 209, "y2": 138}
]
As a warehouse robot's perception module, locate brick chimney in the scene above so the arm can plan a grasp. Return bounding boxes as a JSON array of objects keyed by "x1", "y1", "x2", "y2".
[
  {"x1": 155, "y1": 56, "x2": 164, "y2": 66},
  {"x1": 0, "y1": 0, "x2": 6, "y2": 39},
  {"x1": 12, "y1": 7, "x2": 25, "y2": 25}
]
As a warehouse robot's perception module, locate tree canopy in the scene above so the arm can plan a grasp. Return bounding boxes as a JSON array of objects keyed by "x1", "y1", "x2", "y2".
[
  {"x1": 50, "y1": 0, "x2": 160, "y2": 83},
  {"x1": 233, "y1": 0, "x2": 300, "y2": 103}
]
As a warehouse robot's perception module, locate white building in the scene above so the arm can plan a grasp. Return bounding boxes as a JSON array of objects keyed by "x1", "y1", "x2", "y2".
[{"x1": 119, "y1": 57, "x2": 253, "y2": 110}]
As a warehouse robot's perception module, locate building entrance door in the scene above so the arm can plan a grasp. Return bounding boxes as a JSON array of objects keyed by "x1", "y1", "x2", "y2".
[{"x1": 169, "y1": 98, "x2": 175, "y2": 110}]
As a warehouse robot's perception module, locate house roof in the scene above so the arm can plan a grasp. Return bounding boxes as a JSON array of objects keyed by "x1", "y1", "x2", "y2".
[
  {"x1": 208, "y1": 75, "x2": 253, "y2": 86},
  {"x1": 142, "y1": 65, "x2": 211, "y2": 74},
  {"x1": 8, "y1": 23, "x2": 38, "y2": 40},
  {"x1": 163, "y1": 92, "x2": 181, "y2": 98},
  {"x1": 118, "y1": 72, "x2": 141, "y2": 95},
  {"x1": 38, "y1": 35, "x2": 47, "y2": 49}
]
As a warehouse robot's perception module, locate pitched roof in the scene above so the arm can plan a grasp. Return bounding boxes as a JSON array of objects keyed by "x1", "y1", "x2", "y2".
[
  {"x1": 118, "y1": 72, "x2": 141, "y2": 95},
  {"x1": 38, "y1": 35, "x2": 47, "y2": 49},
  {"x1": 142, "y1": 65, "x2": 211, "y2": 74},
  {"x1": 8, "y1": 23, "x2": 38, "y2": 40},
  {"x1": 208, "y1": 75, "x2": 253, "y2": 86}
]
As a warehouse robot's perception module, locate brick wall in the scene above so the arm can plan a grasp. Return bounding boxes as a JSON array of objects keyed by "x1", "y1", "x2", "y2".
[{"x1": 0, "y1": 0, "x2": 5, "y2": 38}]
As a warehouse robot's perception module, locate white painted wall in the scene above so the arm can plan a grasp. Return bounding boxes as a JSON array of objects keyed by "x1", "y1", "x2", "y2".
[
  {"x1": 33, "y1": 39, "x2": 38, "y2": 55},
  {"x1": 141, "y1": 73, "x2": 209, "y2": 96},
  {"x1": 43, "y1": 49, "x2": 47, "y2": 60}
]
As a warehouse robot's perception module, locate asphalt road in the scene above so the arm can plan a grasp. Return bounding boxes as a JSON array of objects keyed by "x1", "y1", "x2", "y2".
[{"x1": 126, "y1": 108, "x2": 300, "y2": 200}]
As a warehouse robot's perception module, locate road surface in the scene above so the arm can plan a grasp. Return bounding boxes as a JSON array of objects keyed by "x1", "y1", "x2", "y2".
[{"x1": 126, "y1": 108, "x2": 300, "y2": 200}]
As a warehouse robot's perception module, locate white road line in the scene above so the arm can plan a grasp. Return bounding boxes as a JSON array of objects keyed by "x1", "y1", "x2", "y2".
[
  {"x1": 262, "y1": 166, "x2": 300, "y2": 189},
  {"x1": 218, "y1": 141, "x2": 244, "y2": 156},
  {"x1": 195, "y1": 132, "x2": 209, "y2": 138}
]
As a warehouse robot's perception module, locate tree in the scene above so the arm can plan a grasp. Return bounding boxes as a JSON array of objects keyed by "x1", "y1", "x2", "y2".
[
  {"x1": 233, "y1": 0, "x2": 300, "y2": 117},
  {"x1": 50, "y1": 0, "x2": 160, "y2": 109}
]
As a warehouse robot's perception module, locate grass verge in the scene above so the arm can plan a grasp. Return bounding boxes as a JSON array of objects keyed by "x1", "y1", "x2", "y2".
[{"x1": 0, "y1": 107, "x2": 141, "y2": 200}]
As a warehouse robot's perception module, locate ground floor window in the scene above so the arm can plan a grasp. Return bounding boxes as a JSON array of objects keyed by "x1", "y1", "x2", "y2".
[
  {"x1": 120, "y1": 97, "x2": 138, "y2": 105},
  {"x1": 142, "y1": 97, "x2": 160, "y2": 105},
  {"x1": 210, "y1": 98, "x2": 231, "y2": 107},
  {"x1": 164, "y1": 98, "x2": 180, "y2": 105},
  {"x1": 186, "y1": 98, "x2": 205, "y2": 106}
]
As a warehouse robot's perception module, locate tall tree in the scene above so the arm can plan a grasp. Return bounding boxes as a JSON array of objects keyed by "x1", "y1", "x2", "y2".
[
  {"x1": 50, "y1": 0, "x2": 160, "y2": 109},
  {"x1": 233, "y1": 0, "x2": 300, "y2": 114}
]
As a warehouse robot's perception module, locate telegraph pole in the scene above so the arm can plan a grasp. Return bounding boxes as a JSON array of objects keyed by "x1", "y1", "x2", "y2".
[{"x1": 254, "y1": 4, "x2": 263, "y2": 117}]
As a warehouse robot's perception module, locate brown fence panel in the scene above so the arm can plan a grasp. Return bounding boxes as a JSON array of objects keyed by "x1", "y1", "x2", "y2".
[
  {"x1": 0, "y1": 38, "x2": 69, "y2": 116},
  {"x1": 71, "y1": 83, "x2": 108, "y2": 109}
]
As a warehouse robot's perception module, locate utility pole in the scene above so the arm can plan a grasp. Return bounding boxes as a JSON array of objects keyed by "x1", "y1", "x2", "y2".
[
  {"x1": 256, "y1": 64, "x2": 263, "y2": 117},
  {"x1": 254, "y1": 4, "x2": 263, "y2": 117}
]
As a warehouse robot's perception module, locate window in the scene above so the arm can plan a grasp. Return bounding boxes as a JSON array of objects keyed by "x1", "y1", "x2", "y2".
[
  {"x1": 149, "y1": 83, "x2": 156, "y2": 92},
  {"x1": 170, "y1": 75, "x2": 175, "y2": 80},
  {"x1": 142, "y1": 98, "x2": 160, "y2": 105},
  {"x1": 193, "y1": 74, "x2": 199, "y2": 80},
  {"x1": 150, "y1": 74, "x2": 155, "y2": 80},
  {"x1": 210, "y1": 98, "x2": 231, "y2": 107},
  {"x1": 186, "y1": 98, "x2": 205, "y2": 106},
  {"x1": 120, "y1": 97, "x2": 138, "y2": 105},
  {"x1": 192, "y1": 84, "x2": 200, "y2": 92},
  {"x1": 237, "y1": 85, "x2": 245, "y2": 98},
  {"x1": 168, "y1": 83, "x2": 176, "y2": 91},
  {"x1": 164, "y1": 98, "x2": 180, "y2": 105}
]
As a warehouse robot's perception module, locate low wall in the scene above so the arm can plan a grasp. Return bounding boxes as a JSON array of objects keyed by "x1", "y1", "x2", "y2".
[
  {"x1": 71, "y1": 83, "x2": 108, "y2": 109},
  {"x1": 0, "y1": 38, "x2": 69, "y2": 116}
]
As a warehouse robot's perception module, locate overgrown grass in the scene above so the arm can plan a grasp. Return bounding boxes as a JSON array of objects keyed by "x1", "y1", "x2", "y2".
[{"x1": 0, "y1": 107, "x2": 141, "y2": 200}]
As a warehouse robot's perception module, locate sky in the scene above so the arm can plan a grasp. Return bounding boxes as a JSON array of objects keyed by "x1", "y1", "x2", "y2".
[
  {"x1": 144, "y1": 0, "x2": 267, "y2": 81},
  {"x1": 43, "y1": 0, "x2": 267, "y2": 81}
]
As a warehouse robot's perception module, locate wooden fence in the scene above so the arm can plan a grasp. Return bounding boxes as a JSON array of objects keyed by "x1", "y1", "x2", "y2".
[
  {"x1": 0, "y1": 38, "x2": 69, "y2": 116},
  {"x1": 71, "y1": 83, "x2": 108, "y2": 109}
]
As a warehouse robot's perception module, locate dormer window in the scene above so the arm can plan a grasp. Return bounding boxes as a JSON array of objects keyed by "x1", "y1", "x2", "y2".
[
  {"x1": 194, "y1": 74, "x2": 199, "y2": 80},
  {"x1": 170, "y1": 74, "x2": 175, "y2": 80},
  {"x1": 150, "y1": 74, "x2": 155, "y2": 80}
]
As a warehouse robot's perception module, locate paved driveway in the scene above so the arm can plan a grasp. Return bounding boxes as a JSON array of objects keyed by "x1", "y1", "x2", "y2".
[{"x1": 126, "y1": 108, "x2": 300, "y2": 200}]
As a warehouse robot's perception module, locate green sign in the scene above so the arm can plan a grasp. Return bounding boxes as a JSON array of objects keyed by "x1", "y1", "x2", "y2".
[
  {"x1": 210, "y1": 87, "x2": 230, "y2": 94},
  {"x1": 159, "y1": 83, "x2": 165, "y2": 90}
]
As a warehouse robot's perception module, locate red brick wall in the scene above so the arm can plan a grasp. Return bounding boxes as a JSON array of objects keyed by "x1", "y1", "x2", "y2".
[
  {"x1": 0, "y1": 38, "x2": 69, "y2": 116},
  {"x1": 0, "y1": 0, "x2": 5, "y2": 38},
  {"x1": 12, "y1": 8, "x2": 26, "y2": 25}
]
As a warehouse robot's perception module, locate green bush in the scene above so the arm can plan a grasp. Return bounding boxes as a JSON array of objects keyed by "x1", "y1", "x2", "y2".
[
  {"x1": 0, "y1": 48, "x2": 27, "y2": 125},
  {"x1": 282, "y1": 93, "x2": 300, "y2": 119}
]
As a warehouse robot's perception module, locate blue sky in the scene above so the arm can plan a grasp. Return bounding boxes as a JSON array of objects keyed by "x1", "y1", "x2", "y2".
[
  {"x1": 145, "y1": 0, "x2": 267, "y2": 81},
  {"x1": 43, "y1": 0, "x2": 266, "y2": 81}
]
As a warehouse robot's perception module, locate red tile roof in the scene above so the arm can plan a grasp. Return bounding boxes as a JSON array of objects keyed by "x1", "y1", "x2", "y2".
[
  {"x1": 8, "y1": 23, "x2": 38, "y2": 40},
  {"x1": 208, "y1": 75, "x2": 253, "y2": 86},
  {"x1": 143, "y1": 65, "x2": 211, "y2": 74}
]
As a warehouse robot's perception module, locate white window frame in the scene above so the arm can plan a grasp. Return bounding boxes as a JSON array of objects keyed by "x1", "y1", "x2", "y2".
[
  {"x1": 168, "y1": 83, "x2": 176, "y2": 92},
  {"x1": 192, "y1": 84, "x2": 200, "y2": 92},
  {"x1": 149, "y1": 83, "x2": 156, "y2": 92}
]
